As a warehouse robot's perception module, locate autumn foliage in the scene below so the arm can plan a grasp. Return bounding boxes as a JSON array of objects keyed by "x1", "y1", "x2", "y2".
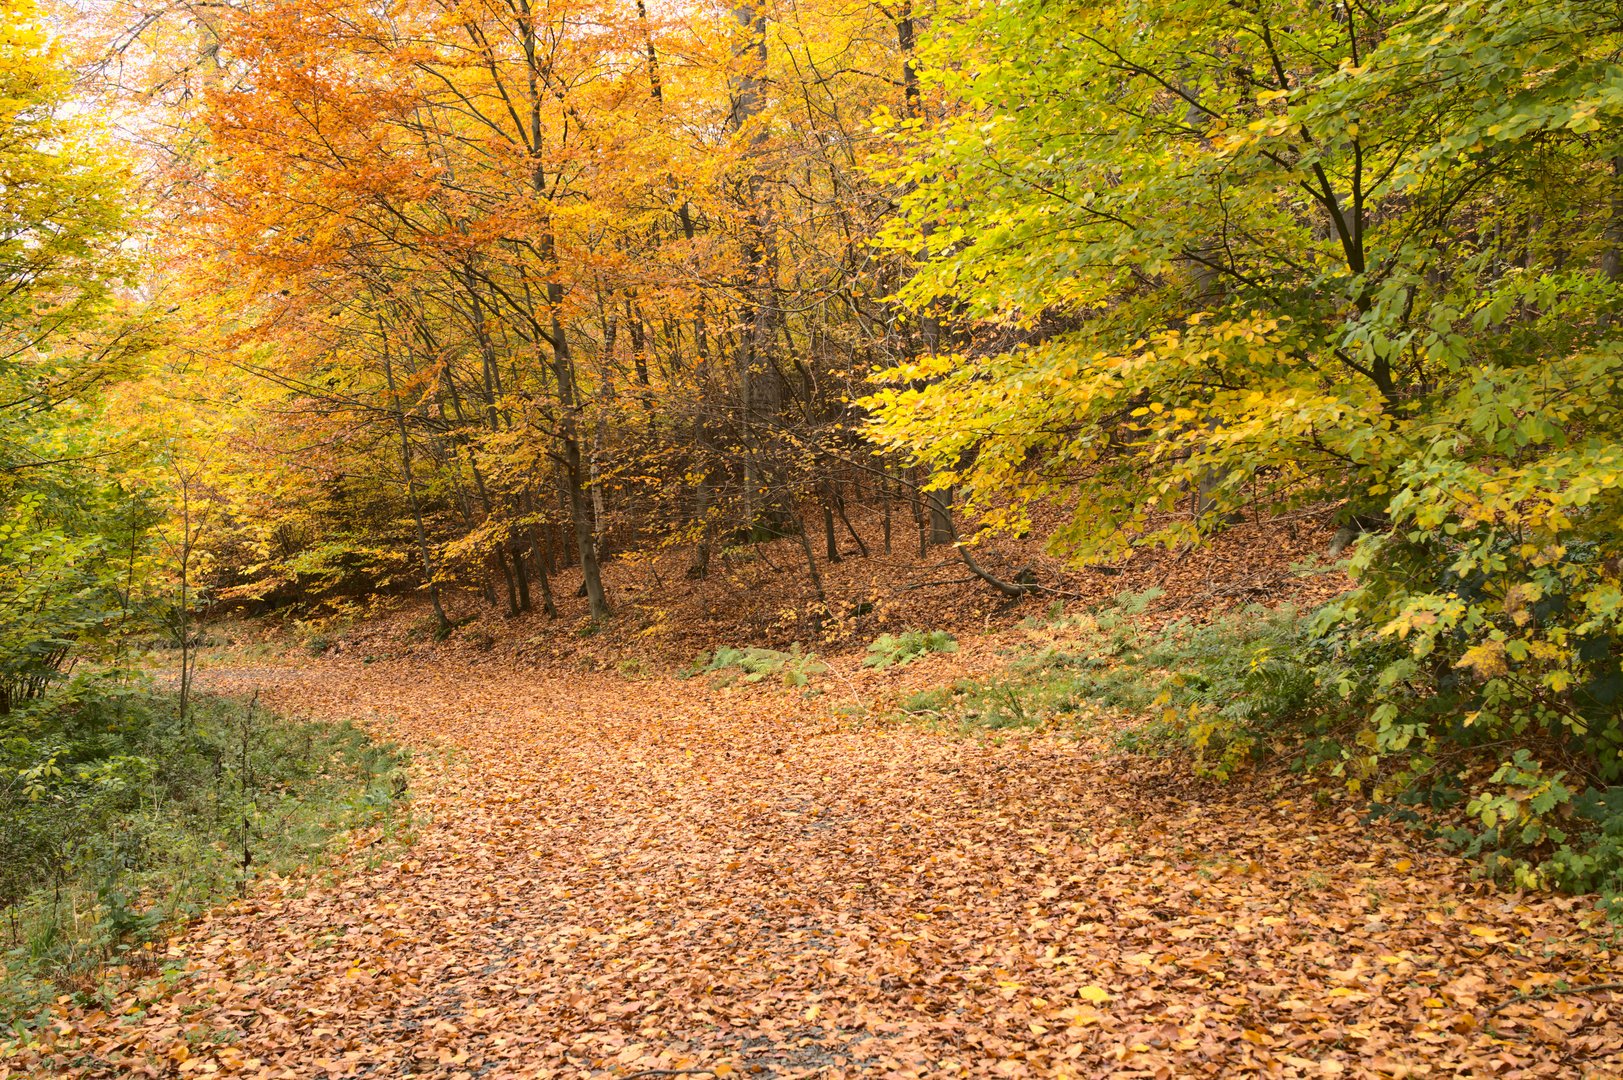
[{"x1": 8, "y1": 0, "x2": 1623, "y2": 1070}]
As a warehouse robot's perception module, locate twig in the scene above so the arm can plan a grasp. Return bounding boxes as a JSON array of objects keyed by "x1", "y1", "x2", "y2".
[
  {"x1": 829, "y1": 665, "x2": 872, "y2": 720},
  {"x1": 620, "y1": 1070, "x2": 728, "y2": 1079}
]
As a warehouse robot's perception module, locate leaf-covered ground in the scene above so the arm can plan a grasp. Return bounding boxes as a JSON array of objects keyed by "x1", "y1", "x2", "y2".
[{"x1": 9, "y1": 659, "x2": 1622, "y2": 1078}]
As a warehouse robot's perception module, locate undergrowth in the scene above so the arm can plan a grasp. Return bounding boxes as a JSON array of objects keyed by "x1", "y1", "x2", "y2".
[
  {"x1": 899, "y1": 589, "x2": 1623, "y2": 919},
  {"x1": 686, "y1": 645, "x2": 828, "y2": 687},
  {"x1": 0, "y1": 681, "x2": 408, "y2": 1031},
  {"x1": 864, "y1": 630, "x2": 958, "y2": 669}
]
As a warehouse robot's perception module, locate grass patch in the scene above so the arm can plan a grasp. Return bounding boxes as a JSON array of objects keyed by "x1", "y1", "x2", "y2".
[
  {"x1": 0, "y1": 681, "x2": 408, "y2": 1031},
  {"x1": 893, "y1": 592, "x2": 1327, "y2": 751},
  {"x1": 894, "y1": 649, "x2": 1105, "y2": 733}
]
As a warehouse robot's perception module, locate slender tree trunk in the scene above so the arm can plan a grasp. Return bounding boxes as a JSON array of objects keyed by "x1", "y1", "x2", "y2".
[
  {"x1": 1603, "y1": 156, "x2": 1623, "y2": 282},
  {"x1": 591, "y1": 421, "x2": 608, "y2": 562},
  {"x1": 689, "y1": 471, "x2": 713, "y2": 579},
  {"x1": 909, "y1": 470, "x2": 928, "y2": 557},
  {"x1": 512, "y1": 544, "x2": 532, "y2": 613},
  {"x1": 497, "y1": 549, "x2": 520, "y2": 617},
  {"x1": 882, "y1": 471, "x2": 893, "y2": 555},
  {"x1": 927, "y1": 488, "x2": 954, "y2": 545},
  {"x1": 729, "y1": 0, "x2": 778, "y2": 530},
  {"x1": 381, "y1": 321, "x2": 450, "y2": 634},
  {"x1": 789, "y1": 505, "x2": 826, "y2": 606},
  {"x1": 833, "y1": 483, "x2": 870, "y2": 557},
  {"x1": 823, "y1": 496, "x2": 840, "y2": 563},
  {"x1": 176, "y1": 471, "x2": 194, "y2": 726},
  {"x1": 523, "y1": 487, "x2": 558, "y2": 618},
  {"x1": 561, "y1": 430, "x2": 608, "y2": 617},
  {"x1": 896, "y1": 3, "x2": 941, "y2": 355}
]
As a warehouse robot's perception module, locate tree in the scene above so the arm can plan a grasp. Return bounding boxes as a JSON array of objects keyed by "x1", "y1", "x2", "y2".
[
  {"x1": 867, "y1": 0, "x2": 1623, "y2": 797},
  {"x1": 0, "y1": 0, "x2": 143, "y2": 711},
  {"x1": 136, "y1": 0, "x2": 925, "y2": 626}
]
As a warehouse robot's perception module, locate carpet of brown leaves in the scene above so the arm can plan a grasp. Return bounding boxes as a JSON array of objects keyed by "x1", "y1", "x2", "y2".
[
  {"x1": 10, "y1": 651, "x2": 1622, "y2": 1078},
  {"x1": 242, "y1": 511, "x2": 1352, "y2": 674}
]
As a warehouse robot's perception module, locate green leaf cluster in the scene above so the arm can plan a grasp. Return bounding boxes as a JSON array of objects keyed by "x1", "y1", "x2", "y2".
[
  {"x1": 863, "y1": 629, "x2": 959, "y2": 669},
  {"x1": 688, "y1": 644, "x2": 829, "y2": 687},
  {"x1": 0, "y1": 0, "x2": 148, "y2": 713}
]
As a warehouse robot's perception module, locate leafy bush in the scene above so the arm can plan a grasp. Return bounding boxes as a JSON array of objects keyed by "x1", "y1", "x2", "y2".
[
  {"x1": 919, "y1": 588, "x2": 1623, "y2": 916},
  {"x1": 687, "y1": 645, "x2": 828, "y2": 687},
  {"x1": 0, "y1": 682, "x2": 407, "y2": 1028},
  {"x1": 1094, "y1": 600, "x2": 1623, "y2": 916},
  {"x1": 863, "y1": 630, "x2": 958, "y2": 669}
]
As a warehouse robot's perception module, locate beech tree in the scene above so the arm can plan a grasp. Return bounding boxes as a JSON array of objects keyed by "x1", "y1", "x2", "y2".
[{"x1": 867, "y1": 0, "x2": 1623, "y2": 846}]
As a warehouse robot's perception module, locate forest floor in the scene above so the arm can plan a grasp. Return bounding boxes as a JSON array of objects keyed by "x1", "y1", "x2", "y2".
[
  {"x1": 9, "y1": 514, "x2": 1623, "y2": 1077},
  {"x1": 10, "y1": 645, "x2": 1623, "y2": 1078}
]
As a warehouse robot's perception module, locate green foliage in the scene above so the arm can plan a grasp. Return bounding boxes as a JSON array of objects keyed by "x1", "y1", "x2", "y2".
[
  {"x1": 0, "y1": 685, "x2": 406, "y2": 1028},
  {"x1": 0, "y1": 0, "x2": 152, "y2": 718},
  {"x1": 863, "y1": 630, "x2": 959, "y2": 669},
  {"x1": 1118, "y1": 608, "x2": 1623, "y2": 913},
  {"x1": 0, "y1": 3, "x2": 127, "y2": 342},
  {"x1": 688, "y1": 645, "x2": 828, "y2": 687},
  {"x1": 871, "y1": 0, "x2": 1623, "y2": 555},
  {"x1": 1083, "y1": 606, "x2": 1369, "y2": 780},
  {"x1": 899, "y1": 659, "x2": 1095, "y2": 733},
  {"x1": 914, "y1": 587, "x2": 1623, "y2": 913},
  {"x1": 866, "y1": 0, "x2": 1623, "y2": 912}
]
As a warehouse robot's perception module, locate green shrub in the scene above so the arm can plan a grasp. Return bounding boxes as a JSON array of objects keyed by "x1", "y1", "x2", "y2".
[
  {"x1": 1070, "y1": 596, "x2": 1623, "y2": 918},
  {"x1": 0, "y1": 681, "x2": 407, "y2": 1028},
  {"x1": 687, "y1": 645, "x2": 827, "y2": 687},
  {"x1": 900, "y1": 586, "x2": 1623, "y2": 915},
  {"x1": 863, "y1": 630, "x2": 958, "y2": 670}
]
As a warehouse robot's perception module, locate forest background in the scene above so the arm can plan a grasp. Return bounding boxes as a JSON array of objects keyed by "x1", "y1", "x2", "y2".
[{"x1": 7, "y1": 0, "x2": 1623, "y2": 1027}]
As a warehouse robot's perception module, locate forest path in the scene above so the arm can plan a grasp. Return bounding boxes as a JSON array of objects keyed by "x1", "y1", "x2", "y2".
[{"x1": 30, "y1": 660, "x2": 1623, "y2": 1078}]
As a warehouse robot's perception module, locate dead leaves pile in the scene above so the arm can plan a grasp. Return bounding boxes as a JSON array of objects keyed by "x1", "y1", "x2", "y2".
[{"x1": 7, "y1": 660, "x2": 1621, "y2": 1078}]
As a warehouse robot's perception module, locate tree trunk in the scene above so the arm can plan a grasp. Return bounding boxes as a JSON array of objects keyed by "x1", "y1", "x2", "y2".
[
  {"x1": 729, "y1": 0, "x2": 779, "y2": 530},
  {"x1": 689, "y1": 471, "x2": 713, "y2": 579},
  {"x1": 790, "y1": 505, "x2": 827, "y2": 609},
  {"x1": 497, "y1": 548, "x2": 520, "y2": 617},
  {"x1": 882, "y1": 472, "x2": 893, "y2": 555},
  {"x1": 523, "y1": 487, "x2": 558, "y2": 618},
  {"x1": 909, "y1": 471, "x2": 927, "y2": 557},
  {"x1": 927, "y1": 487, "x2": 954, "y2": 545},
  {"x1": 1603, "y1": 156, "x2": 1623, "y2": 282},
  {"x1": 822, "y1": 499, "x2": 840, "y2": 562},
  {"x1": 559, "y1": 414, "x2": 609, "y2": 618},
  {"x1": 512, "y1": 545, "x2": 533, "y2": 613},
  {"x1": 832, "y1": 483, "x2": 869, "y2": 558},
  {"x1": 381, "y1": 319, "x2": 449, "y2": 634}
]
